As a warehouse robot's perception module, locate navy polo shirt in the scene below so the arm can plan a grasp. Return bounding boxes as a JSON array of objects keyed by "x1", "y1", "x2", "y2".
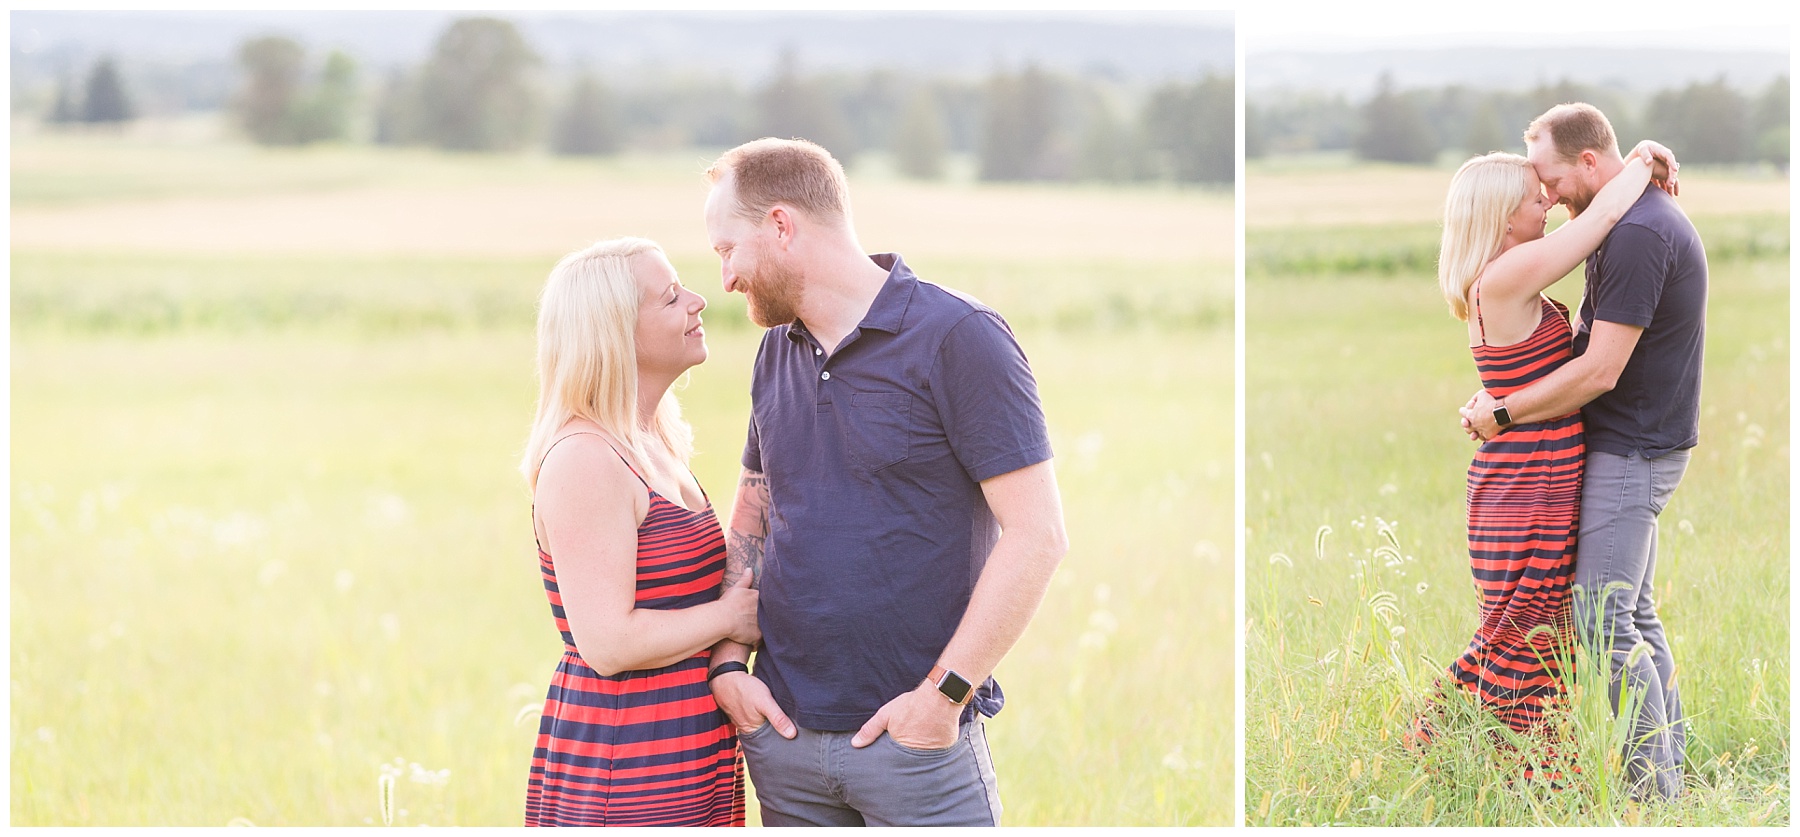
[
  {"x1": 743, "y1": 253, "x2": 1053, "y2": 731},
  {"x1": 1574, "y1": 186, "x2": 1708, "y2": 458}
]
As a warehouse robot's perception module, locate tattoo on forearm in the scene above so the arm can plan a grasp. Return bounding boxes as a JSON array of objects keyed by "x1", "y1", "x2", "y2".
[
  {"x1": 726, "y1": 530, "x2": 766, "y2": 588},
  {"x1": 724, "y1": 470, "x2": 771, "y2": 589}
]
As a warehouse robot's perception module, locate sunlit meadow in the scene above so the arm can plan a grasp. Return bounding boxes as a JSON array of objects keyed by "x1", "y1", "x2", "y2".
[
  {"x1": 1246, "y1": 158, "x2": 1789, "y2": 826},
  {"x1": 9, "y1": 123, "x2": 1234, "y2": 825}
]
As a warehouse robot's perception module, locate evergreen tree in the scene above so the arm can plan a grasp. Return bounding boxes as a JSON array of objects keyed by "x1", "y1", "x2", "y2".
[
  {"x1": 1527, "y1": 80, "x2": 1634, "y2": 148},
  {"x1": 552, "y1": 73, "x2": 621, "y2": 156},
  {"x1": 81, "y1": 57, "x2": 134, "y2": 123},
  {"x1": 1352, "y1": 73, "x2": 1435, "y2": 164},
  {"x1": 1077, "y1": 96, "x2": 1136, "y2": 182},
  {"x1": 416, "y1": 17, "x2": 541, "y2": 151},
  {"x1": 373, "y1": 70, "x2": 420, "y2": 146},
  {"x1": 892, "y1": 88, "x2": 947, "y2": 179},
  {"x1": 1648, "y1": 76, "x2": 1749, "y2": 164},
  {"x1": 1422, "y1": 85, "x2": 1481, "y2": 153},
  {"x1": 978, "y1": 65, "x2": 1059, "y2": 181},
  {"x1": 754, "y1": 49, "x2": 856, "y2": 162},
  {"x1": 289, "y1": 50, "x2": 358, "y2": 143},
  {"x1": 1752, "y1": 75, "x2": 1789, "y2": 168},
  {"x1": 46, "y1": 74, "x2": 80, "y2": 124},
  {"x1": 1244, "y1": 103, "x2": 1265, "y2": 160},
  {"x1": 1463, "y1": 98, "x2": 1512, "y2": 155},
  {"x1": 235, "y1": 36, "x2": 306, "y2": 143},
  {"x1": 1142, "y1": 73, "x2": 1233, "y2": 184},
  {"x1": 842, "y1": 70, "x2": 904, "y2": 155}
]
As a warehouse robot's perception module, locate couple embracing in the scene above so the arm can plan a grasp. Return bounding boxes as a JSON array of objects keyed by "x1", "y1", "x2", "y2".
[
  {"x1": 518, "y1": 138, "x2": 1067, "y2": 826},
  {"x1": 1429, "y1": 102, "x2": 1707, "y2": 800}
]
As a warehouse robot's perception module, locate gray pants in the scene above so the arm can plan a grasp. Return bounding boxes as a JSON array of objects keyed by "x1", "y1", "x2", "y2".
[
  {"x1": 739, "y1": 719, "x2": 1001, "y2": 826},
  {"x1": 1573, "y1": 448, "x2": 1691, "y2": 800}
]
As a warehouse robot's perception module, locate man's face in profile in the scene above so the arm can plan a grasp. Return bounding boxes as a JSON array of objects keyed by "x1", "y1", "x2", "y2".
[
  {"x1": 705, "y1": 176, "x2": 803, "y2": 329},
  {"x1": 1526, "y1": 139, "x2": 1593, "y2": 217}
]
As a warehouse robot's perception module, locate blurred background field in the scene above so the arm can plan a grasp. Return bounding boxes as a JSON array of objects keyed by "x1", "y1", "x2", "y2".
[
  {"x1": 10, "y1": 12, "x2": 1234, "y2": 826},
  {"x1": 1245, "y1": 161, "x2": 1789, "y2": 825}
]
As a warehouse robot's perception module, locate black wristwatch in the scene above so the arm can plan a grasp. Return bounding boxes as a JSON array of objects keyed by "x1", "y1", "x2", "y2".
[
  {"x1": 927, "y1": 664, "x2": 974, "y2": 706},
  {"x1": 708, "y1": 661, "x2": 750, "y2": 682},
  {"x1": 1492, "y1": 402, "x2": 1513, "y2": 429}
]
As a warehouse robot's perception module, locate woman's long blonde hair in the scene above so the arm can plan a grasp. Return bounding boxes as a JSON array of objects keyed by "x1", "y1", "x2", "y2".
[
  {"x1": 1437, "y1": 153, "x2": 1534, "y2": 321},
  {"x1": 520, "y1": 237, "x2": 695, "y2": 489}
]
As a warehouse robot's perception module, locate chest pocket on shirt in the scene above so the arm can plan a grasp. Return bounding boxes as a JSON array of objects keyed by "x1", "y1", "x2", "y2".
[{"x1": 844, "y1": 392, "x2": 913, "y2": 472}]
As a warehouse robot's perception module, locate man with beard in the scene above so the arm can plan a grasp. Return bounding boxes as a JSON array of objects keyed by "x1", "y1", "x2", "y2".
[
  {"x1": 1463, "y1": 102, "x2": 1707, "y2": 800},
  {"x1": 699, "y1": 137, "x2": 1067, "y2": 826}
]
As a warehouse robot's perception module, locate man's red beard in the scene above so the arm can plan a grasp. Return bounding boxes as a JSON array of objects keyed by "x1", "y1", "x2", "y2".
[{"x1": 739, "y1": 260, "x2": 803, "y2": 328}]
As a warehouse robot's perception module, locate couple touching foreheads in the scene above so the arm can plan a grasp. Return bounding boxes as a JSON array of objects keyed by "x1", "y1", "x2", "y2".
[
  {"x1": 1426, "y1": 102, "x2": 1707, "y2": 801},
  {"x1": 518, "y1": 138, "x2": 1068, "y2": 826}
]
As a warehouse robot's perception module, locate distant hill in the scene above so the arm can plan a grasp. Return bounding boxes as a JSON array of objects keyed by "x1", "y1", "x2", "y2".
[
  {"x1": 11, "y1": 10, "x2": 1234, "y2": 83},
  {"x1": 1250, "y1": 47, "x2": 1788, "y2": 98}
]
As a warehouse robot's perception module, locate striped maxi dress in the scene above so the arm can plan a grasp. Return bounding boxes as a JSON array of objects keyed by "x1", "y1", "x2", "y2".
[
  {"x1": 1450, "y1": 293, "x2": 1584, "y2": 737},
  {"x1": 526, "y1": 438, "x2": 745, "y2": 826}
]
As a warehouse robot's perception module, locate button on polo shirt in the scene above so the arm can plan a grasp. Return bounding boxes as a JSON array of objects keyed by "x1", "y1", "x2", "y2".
[{"x1": 742, "y1": 253, "x2": 1053, "y2": 731}]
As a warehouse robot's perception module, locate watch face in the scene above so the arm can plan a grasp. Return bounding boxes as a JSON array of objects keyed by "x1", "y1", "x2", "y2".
[{"x1": 938, "y1": 670, "x2": 974, "y2": 704}]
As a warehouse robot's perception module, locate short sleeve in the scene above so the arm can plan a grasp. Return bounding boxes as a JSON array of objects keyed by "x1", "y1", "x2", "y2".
[
  {"x1": 928, "y1": 310, "x2": 1053, "y2": 483},
  {"x1": 742, "y1": 332, "x2": 772, "y2": 472},
  {"x1": 742, "y1": 414, "x2": 762, "y2": 472},
  {"x1": 1592, "y1": 223, "x2": 1670, "y2": 328}
]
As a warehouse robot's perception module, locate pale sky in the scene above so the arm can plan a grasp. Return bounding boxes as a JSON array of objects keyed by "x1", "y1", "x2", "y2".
[{"x1": 1242, "y1": 6, "x2": 1791, "y2": 53}]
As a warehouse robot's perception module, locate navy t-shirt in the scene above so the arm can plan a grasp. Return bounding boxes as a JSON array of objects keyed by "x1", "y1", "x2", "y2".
[
  {"x1": 1573, "y1": 186, "x2": 1707, "y2": 458},
  {"x1": 742, "y1": 253, "x2": 1053, "y2": 731}
]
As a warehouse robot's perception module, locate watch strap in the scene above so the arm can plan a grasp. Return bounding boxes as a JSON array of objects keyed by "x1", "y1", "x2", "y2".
[
  {"x1": 927, "y1": 664, "x2": 974, "y2": 706},
  {"x1": 707, "y1": 661, "x2": 750, "y2": 682}
]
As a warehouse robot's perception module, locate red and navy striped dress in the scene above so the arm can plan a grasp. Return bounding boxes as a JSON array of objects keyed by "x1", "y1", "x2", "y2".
[
  {"x1": 1451, "y1": 293, "x2": 1584, "y2": 735},
  {"x1": 526, "y1": 439, "x2": 745, "y2": 826}
]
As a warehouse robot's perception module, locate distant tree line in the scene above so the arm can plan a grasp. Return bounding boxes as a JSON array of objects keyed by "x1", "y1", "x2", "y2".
[
  {"x1": 40, "y1": 16, "x2": 1233, "y2": 185},
  {"x1": 1249, "y1": 72, "x2": 1790, "y2": 169}
]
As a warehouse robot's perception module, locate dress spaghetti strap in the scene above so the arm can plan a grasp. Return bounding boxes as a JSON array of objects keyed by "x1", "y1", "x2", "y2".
[{"x1": 1473, "y1": 277, "x2": 1488, "y2": 344}]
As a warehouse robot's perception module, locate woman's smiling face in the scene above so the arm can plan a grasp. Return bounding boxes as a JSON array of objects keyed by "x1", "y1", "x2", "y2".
[{"x1": 633, "y1": 248, "x2": 709, "y2": 378}]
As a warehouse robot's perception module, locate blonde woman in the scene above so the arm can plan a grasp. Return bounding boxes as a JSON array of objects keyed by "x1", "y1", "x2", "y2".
[
  {"x1": 1418, "y1": 138, "x2": 1675, "y2": 771},
  {"x1": 520, "y1": 237, "x2": 758, "y2": 826}
]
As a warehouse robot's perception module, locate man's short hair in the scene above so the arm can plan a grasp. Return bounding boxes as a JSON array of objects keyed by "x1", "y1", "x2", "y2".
[
  {"x1": 705, "y1": 138, "x2": 850, "y2": 225},
  {"x1": 1524, "y1": 102, "x2": 1619, "y2": 164}
]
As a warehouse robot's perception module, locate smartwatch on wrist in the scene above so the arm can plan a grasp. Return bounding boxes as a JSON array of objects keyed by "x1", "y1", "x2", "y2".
[
  {"x1": 927, "y1": 664, "x2": 974, "y2": 706},
  {"x1": 708, "y1": 661, "x2": 750, "y2": 682},
  {"x1": 1492, "y1": 401, "x2": 1513, "y2": 429}
]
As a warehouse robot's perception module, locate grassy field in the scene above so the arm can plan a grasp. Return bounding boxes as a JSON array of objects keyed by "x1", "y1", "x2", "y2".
[
  {"x1": 9, "y1": 127, "x2": 1234, "y2": 826},
  {"x1": 1245, "y1": 160, "x2": 1790, "y2": 826}
]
